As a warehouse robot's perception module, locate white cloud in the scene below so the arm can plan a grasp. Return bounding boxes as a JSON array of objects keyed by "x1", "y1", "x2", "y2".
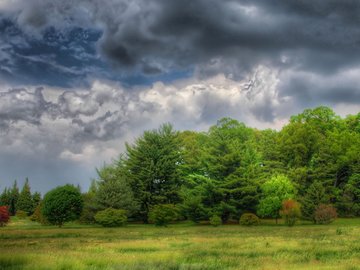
[{"x1": 0, "y1": 66, "x2": 359, "y2": 192}]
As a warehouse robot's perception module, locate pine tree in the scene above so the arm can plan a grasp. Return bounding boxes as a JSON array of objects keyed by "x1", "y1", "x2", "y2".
[
  {"x1": 301, "y1": 181, "x2": 329, "y2": 222},
  {"x1": 9, "y1": 180, "x2": 19, "y2": 215},
  {"x1": 125, "y1": 123, "x2": 182, "y2": 222},
  {"x1": 31, "y1": 192, "x2": 41, "y2": 214},
  {"x1": 16, "y1": 178, "x2": 33, "y2": 215},
  {"x1": 0, "y1": 188, "x2": 11, "y2": 206}
]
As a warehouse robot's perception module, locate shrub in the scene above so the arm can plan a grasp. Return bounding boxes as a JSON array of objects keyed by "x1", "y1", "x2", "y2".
[
  {"x1": 30, "y1": 203, "x2": 48, "y2": 225},
  {"x1": 42, "y1": 185, "x2": 83, "y2": 227},
  {"x1": 95, "y1": 208, "x2": 127, "y2": 227},
  {"x1": 209, "y1": 215, "x2": 222, "y2": 227},
  {"x1": 280, "y1": 199, "x2": 301, "y2": 227},
  {"x1": 239, "y1": 213, "x2": 260, "y2": 226},
  {"x1": 16, "y1": 210, "x2": 28, "y2": 219},
  {"x1": 314, "y1": 204, "x2": 337, "y2": 224},
  {"x1": 148, "y1": 204, "x2": 179, "y2": 226},
  {"x1": 0, "y1": 206, "x2": 10, "y2": 227}
]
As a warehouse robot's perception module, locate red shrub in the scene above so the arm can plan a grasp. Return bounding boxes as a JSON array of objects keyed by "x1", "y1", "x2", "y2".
[
  {"x1": 280, "y1": 199, "x2": 301, "y2": 226},
  {"x1": 0, "y1": 206, "x2": 10, "y2": 227},
  {"x1": 314, "y1": 204, "x2": 337, "y2": 224}
]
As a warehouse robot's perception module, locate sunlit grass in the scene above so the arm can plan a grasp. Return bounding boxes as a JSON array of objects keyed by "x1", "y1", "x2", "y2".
[{"x1": 1, "y1": 218, "x2": 360, "y2": 269}]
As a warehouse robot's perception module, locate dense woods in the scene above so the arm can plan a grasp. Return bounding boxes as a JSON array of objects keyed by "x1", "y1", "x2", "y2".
[{"x1": 1, "y1": 106, "x2": 359, "y2": 226}]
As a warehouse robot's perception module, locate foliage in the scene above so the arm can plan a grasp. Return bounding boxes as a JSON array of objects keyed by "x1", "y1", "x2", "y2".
[
  {"x1": 30, "y1": 203, "x2": 48, "y2": 224},
  {"x1": 209, "y1": 215, "x2": 222, "y2": 227},
  {"x1": 0, "y1": 206, "x2": 10, "y2": 226},
  {"x1": 148, "y1": 204, "x2": 179, "y2": 226},
  {"x1": 314, "y1": 204, "x2": 337, "y2": 224},
  {"x1": 124, "y1": 123, "x2": 182, "y2": 222},
  {"x1": 280, "y1": 199, "x2": 301, "y2": 227},
  {"x1": 95, "y1": 164, "x2": 139, "y2": 216},
  {"x1": 257, "y1": 175, "x2": 296, "y2": 223},
  {"x1": 9, "y1": 181, "x2": 19, "y2": 216},
  {"x1": 79, "y1": 181, "x2": 98, "y2": 224},
  {"x1": 42, "y1": 185, "x2": 83, "y2": 227},
  {"x1": 16, "y1": 210, "x2": 28, "y2": 219},
  {"x1": 179, "y1": 191, "x2": 207, "y2": 223},
  {"x1": 94, "y1": 208, "x2": 127, "y2": 227},
  {"x1": 0, "y1": 188, "x2": 10, "y2": 207},
  {"x1": 337, "y1": 174, "x2": 360, "y2": 216},
  {"x1": 301, "y1": 181, "x2": 329, "y2": 222},
  {"x1": 239, "y1": 213, "x2": 260, "y2": 226},
  {"x1": 16, "y1": 178, "x2": 33, "y2": 215},
  {"x1": 31, "y1": 192, "x2": 41, "y2": 214}
]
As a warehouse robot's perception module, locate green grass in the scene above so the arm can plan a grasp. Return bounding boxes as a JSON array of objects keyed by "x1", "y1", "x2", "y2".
[{"x1": 0, "y1": 218, "x2": 360, "y2": 269}]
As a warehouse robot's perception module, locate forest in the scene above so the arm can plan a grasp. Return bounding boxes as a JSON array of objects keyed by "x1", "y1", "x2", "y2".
[{"x1": 1, "y1": 106, "x2": 359, "y2": 227}]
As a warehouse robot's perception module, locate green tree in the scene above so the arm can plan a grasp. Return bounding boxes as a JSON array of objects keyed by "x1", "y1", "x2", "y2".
[
  {"x1": 301, "y1": 181, "x2": 329, "y2": 222},
  {"x1": 257, "y1": 175, "x2": 296, "y2": 223},
  {"x1": 16, "y1": 178, "x2": 33, "y2": 215},
  {"x1": 338, "y1": 174, "x2": 360, "y2": 216},
  {"x1": 0, "y1": 188, "x2": 10, "y2": 207},
  {"x1": 9, "y1": 180, "x2": 19, "y2": 216},
  {"x1": 95, "y1": 162, "x2": 139, "y2": 216},
  {"x1": 80, "y1": 180, "x2": 98, "y2": 224},
  {"x1": 42, "y1": 185, "x2": 83, "y2": 227},
  {"x1": 31, "y1": 192, "x2": 41, "y2": 214},
  {"x1": 124, "y1": 123, "x2": 182, "y2": 222}
]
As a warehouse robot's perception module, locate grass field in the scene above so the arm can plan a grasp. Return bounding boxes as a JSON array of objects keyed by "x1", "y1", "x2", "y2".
[{"x1": 0, "y1": 218, "x2": 360, "y2": 270}]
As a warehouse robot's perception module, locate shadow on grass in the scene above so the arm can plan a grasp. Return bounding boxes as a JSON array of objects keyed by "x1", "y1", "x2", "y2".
[{"x1": 0, "y1": 257, "x2": 28, "y2": 270}]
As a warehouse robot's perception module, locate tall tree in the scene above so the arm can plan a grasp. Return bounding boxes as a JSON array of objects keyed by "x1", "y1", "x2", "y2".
[
  {"x1": 9, "y1": 180, "x2": 19, "y2": 216},
  {"x1": 0, "y1": 188, "x2": 10, "y2": 207},
  {"x1": 124, "y1": 123, "x2": 182, "y2": 222},
  {"x1": 17, "y1": 178, "x2": 33, "y2": 215}
]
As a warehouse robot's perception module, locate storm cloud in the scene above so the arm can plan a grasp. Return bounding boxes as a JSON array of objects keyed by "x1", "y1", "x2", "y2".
[{"x1": 0, "y1": 0, "x2": 359, "y2": 192}]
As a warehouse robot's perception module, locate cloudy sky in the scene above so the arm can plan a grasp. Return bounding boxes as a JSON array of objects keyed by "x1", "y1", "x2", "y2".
[{"x1": 0, "y1": 0, "x2": 359, "y2": 193}]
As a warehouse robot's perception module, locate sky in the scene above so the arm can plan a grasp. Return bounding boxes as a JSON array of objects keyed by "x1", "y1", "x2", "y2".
[{"x1": 0, "y1": 0, "x2": 359, "y2": 194}]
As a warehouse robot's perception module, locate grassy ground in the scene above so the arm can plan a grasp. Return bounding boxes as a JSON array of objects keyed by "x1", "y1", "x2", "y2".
[{"x1": 0, "y1": 218, "x2": 359, "y2": 270}]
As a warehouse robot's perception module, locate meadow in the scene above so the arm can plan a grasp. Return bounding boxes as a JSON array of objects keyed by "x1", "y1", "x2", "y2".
[{"x1": 0, "y1": 218, "x2": 360, "y2": 270}]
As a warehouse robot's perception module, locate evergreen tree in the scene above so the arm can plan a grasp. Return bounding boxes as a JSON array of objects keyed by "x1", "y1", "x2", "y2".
[
  {"x1": 80, "y1": 180, "x2": 99, "y2": 224},
  {"x1": 31, "y1": 192, "x2": 42, "y2": 214},
  {"x1": 95, "y1": 163, "x2": 139, "y2": 216},
  {"x1": 0, "y1": 188, "x2": 10, "y2": 206},
  {"x1": 301, "y1": 181, "x2": 329, "y2": 222},
  {"x1": 124, "y1": 123, "x2": 182, "y2": 222},
  {"x1": 16, "y1": 178, "x2": 33, "y2": 215},
  {"x1": 9, "y1": 180, "x2": 19, "y2": 216}
]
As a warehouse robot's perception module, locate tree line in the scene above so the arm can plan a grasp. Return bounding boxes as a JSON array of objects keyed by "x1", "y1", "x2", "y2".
[{"x1": 0, "y1": 106, "x2": 359, "y2": 226}]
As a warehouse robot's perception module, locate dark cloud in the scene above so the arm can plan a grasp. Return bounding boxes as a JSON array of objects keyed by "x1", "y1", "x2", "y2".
[
  {"x1": 1, "y1": 0, "x2": 359, "y2": 80},
  {"x1": 0, "y1": 0, "x2": 359, "y2": 193},
  {"x1": 0, "y1": 87, "x2": 49, "y2": 129}
]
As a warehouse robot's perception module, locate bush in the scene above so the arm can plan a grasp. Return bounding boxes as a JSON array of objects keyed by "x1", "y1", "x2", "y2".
[
  {"x1": 280, "y1": 199, "x2": 301, "y2": 227},
  {"x1": 0, "y1": 206, "x2": 10, "y2": 227},
  {"x1": 314, "y1": 204, "x2": 337, "y2": 224},
  {"x1": 42, "y1": 185, "x2": 83, "y2": 227},
  {"x1": 16, "y1": 210, "x2": 28, "y2": 219},
  {"x1": 30, "y1": 203, "x2": 48, "y2": 225},
  {"x1": 95, "y1": 208, "x2": 127, "y2": 227},
  {"x1": 209, "y1": 215, "x2": 222, "y2": 227},
  {"x1": 148, "y1": 204, "x2": 179, "y2": 226},
  {"x1": 239, "y1": 213, "x2": 260, "y2": 226}
]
